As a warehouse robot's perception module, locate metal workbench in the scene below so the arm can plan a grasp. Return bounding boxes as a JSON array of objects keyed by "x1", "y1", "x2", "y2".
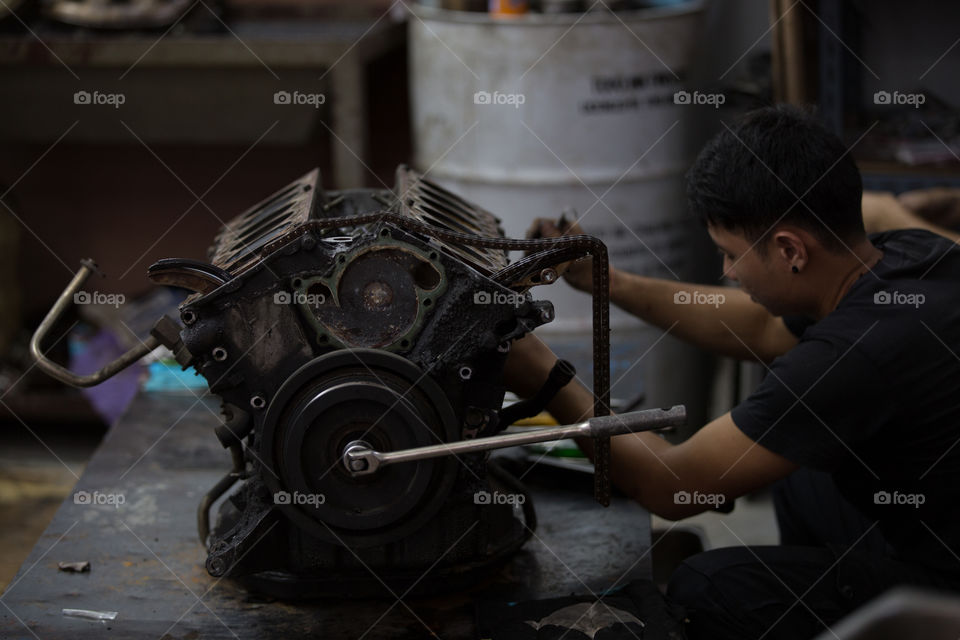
[{"x1": 0, "y1": 392, "x2": 652, "y2": 639}]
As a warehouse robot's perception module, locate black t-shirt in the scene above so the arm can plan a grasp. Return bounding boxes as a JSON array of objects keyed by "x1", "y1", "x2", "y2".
[{"x1": 731, "y1": 229, "x2": 960, "y2": 572}]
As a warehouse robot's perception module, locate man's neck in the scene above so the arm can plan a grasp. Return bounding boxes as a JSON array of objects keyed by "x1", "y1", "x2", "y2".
[{"x1": 812, "y1": 240, "x2": 884, "y2": 320}]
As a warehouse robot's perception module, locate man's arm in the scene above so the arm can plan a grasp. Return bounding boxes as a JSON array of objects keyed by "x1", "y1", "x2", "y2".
[
  {"x1": 574, "y1": 411, "x2": 797, "y2": 520},
  {"x1": 531, "y1": 218, "x2": 798, "y2": 364},
  {"x1": 609, "y1": 270, "x2": 798, "y2": 364},
  {"x1": 505, "y1": 334, "x2": 798, "y2": 519},
  {"x1": 863, "y1": 190, "x2": 960, "y2": 242}
]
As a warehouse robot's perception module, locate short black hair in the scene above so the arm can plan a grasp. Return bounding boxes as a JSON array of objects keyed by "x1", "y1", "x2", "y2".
[{"x1": 686, "y1": 104, "x2": 864, "y2": 253}]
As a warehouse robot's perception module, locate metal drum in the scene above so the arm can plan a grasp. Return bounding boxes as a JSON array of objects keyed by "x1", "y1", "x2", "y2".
[{"x1": 409, "y1": 2, "x2": 713, "y2": 427}]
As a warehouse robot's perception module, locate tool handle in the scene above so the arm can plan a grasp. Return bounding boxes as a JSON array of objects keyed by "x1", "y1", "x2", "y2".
[{"x1": 343, "y1": 405, "x2": 686, "y2": 476}]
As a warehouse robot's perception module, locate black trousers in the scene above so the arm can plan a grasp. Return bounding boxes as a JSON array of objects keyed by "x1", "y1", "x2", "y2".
[{"x1": 665, "y1": 469, "x2": 960, "y2": 640}]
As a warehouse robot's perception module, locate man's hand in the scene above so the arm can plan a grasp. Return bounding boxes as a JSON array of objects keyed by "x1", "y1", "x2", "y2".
[{"x1": 527, "y1": 217, "x2": 597, "y2": 294}]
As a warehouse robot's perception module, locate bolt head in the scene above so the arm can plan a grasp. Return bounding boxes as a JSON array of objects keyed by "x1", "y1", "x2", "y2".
[{"x1": 207, "y1": 558, "x2": 226, "y2": 576}]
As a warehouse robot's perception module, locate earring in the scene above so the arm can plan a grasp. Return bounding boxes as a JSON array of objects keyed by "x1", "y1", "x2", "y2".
[{"x1": 792, "y1": 265, "x2": 799, "y2": 274}]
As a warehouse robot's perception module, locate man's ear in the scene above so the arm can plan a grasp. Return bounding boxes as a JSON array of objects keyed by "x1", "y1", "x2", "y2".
[{"x1": 771, "y1": 229, "x2": 808, "y2": 273}]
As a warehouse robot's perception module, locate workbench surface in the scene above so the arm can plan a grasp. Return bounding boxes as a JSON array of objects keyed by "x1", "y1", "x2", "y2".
[{"x1": 0, "y1": 392, "x2": 651, "y2": 639}]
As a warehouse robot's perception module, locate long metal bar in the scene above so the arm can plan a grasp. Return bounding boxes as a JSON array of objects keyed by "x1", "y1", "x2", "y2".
[
  {"x1": 343, "y1": 405, "x2": 685, "y2": 476},
  {"x1": 29, "y1": 259, "x2": 160, "y2": 388}
]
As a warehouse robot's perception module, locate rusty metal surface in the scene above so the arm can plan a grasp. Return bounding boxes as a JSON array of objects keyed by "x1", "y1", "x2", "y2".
[
  {"x1": 0, "y1": 392, "x2": 651, "y2": 639},
  {"x1": 208, "y1": 169, "x2": 320, "y2": 276},
  {"x1": 397, "y1": 166, "x2": 509, "y2": 274}
]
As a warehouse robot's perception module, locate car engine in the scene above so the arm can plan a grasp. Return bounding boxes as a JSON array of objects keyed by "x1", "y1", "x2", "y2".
[{"x1": 30, "y1": 166, "x2": 685, "y2": 597}]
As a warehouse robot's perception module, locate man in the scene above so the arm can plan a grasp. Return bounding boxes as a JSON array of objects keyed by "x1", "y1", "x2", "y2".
[{"x1": 505, "y1": 105, "x2": 960, "y2": 639}]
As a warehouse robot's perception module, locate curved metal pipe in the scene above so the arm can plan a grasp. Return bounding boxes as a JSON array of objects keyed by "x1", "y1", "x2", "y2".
[
  {"x1": 197, "y1": 443, "x2": 245, "y2": 547},
  {"x1": 29, "y1": 259, "x2": 160, "y2": 388}
]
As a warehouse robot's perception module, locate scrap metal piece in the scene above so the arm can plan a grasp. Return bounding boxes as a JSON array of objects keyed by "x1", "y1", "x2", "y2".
[
  {"x1": 62, "y1": 609, "x2": 117, "y2": 621},
  {"x1": 57, "y1": 561, "x2": 90, "y2": 573}
]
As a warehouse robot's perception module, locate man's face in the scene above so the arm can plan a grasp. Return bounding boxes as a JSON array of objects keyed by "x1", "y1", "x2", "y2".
[{"x1": 707, "y1": 224, "x2": 796, "y2": 316}]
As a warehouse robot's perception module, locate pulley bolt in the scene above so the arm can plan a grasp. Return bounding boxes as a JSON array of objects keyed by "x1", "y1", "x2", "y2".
[
  {"x1": 540, "y1": 268, "x2": 557, "y2": 284},
  {"x1": 458, "y1": 366, "x2": 473, "y2": 381},
  {"x1": 212, "y1": 347, "x2": 228, "y2": 361},
  {"x1": 349, "y1": 458, "x2": 368, "y2": 472},
  {"x1": 208, "y1": 558, "x2": 225, "y2": 576}
]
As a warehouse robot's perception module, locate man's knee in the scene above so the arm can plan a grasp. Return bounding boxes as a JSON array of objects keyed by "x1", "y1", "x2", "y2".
[{"x1": 667, "y1": 545, "x2": 844, "y2": 640}]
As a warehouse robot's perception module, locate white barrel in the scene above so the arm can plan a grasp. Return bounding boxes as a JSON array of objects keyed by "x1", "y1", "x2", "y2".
[{"x1": 409, "y1": 3, "x2": 713, "y2": 425}]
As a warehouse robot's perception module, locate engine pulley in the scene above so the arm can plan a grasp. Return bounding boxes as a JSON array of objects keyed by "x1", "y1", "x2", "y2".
[{"x1": 257, "y1": 349, "x2": 459, "y2": 547}]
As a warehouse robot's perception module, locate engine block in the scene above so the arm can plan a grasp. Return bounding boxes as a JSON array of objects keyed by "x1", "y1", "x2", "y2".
[{"x1": 157, "y1": 167, "x2": 574, "y2": 596}]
